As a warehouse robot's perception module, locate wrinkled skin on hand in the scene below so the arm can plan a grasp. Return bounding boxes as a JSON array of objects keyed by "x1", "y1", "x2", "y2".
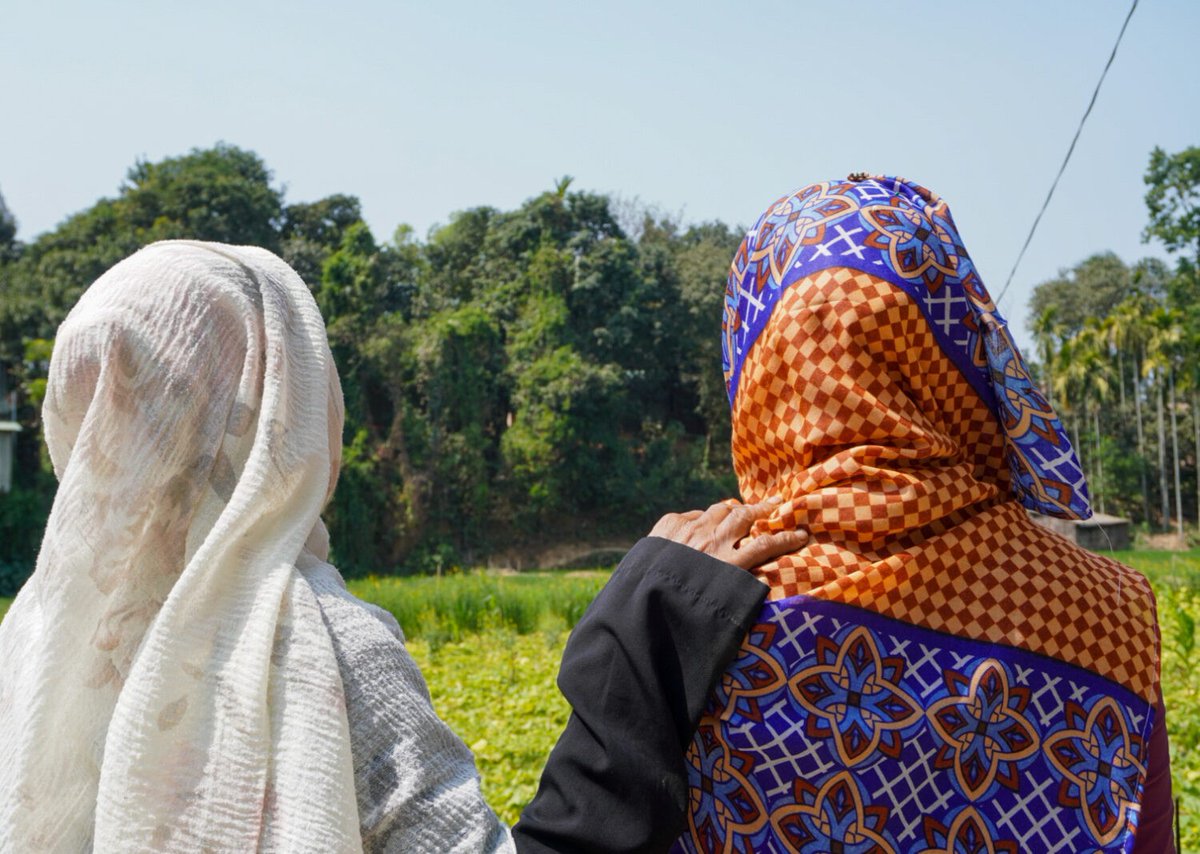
[{"x1": 649, "y1": 498, "x2": 808, "y2": 570}]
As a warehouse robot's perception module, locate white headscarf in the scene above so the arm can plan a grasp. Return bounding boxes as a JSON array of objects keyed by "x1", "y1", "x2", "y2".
[{"x1": 0, "y1": 241, "x2": 362, "y2": 851}]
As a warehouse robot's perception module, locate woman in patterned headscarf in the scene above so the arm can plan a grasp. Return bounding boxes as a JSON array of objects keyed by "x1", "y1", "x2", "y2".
[{"x1": 672, "y1": 176, "x2": 1173, "y2": 853}]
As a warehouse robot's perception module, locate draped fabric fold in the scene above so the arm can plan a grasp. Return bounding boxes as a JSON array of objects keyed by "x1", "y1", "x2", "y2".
[{"x1": 0, "y1": 242, "x2": 490, "y2": 852}]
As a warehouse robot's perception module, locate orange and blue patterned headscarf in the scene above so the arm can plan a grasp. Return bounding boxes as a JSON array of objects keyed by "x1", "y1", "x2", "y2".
[
  {"x1": 672, "y1": 177, "x2": 1161, "y2": 854},
  {"x1": 721, "y1": 175, "x2": 1091, "y2": 520}
]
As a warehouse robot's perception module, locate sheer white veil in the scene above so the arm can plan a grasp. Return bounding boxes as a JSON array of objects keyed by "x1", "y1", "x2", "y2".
[{"x1": 0, "y1": 241, "x2": 362, "y2": 851}]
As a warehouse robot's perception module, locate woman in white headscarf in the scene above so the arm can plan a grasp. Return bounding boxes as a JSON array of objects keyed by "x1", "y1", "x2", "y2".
[{"x1": 0, "y1": 241, "x2": 801, "y2": 852}]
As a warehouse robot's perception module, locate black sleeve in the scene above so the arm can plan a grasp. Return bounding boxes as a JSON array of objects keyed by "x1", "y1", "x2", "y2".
[
  {"x1": 1133, "y1": 697, "x2": 1175, "y2": 854},
  {"x1": 511, "y1": 536, "x2": 768, "y2": 854}
]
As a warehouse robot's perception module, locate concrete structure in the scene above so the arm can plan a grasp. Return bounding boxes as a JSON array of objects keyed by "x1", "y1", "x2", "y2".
[
  {"x1": 1028, "y1": 510, "x2": 1131, "y2": 552},
  {"x1": 0, "y1": 374, "x2": 20, "y2": 494}
]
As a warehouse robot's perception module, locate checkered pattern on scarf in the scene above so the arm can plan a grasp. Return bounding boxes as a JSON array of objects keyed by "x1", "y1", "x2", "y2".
[{"x1": 733, "y1": 266, "x2": 1158, "y2": 701}]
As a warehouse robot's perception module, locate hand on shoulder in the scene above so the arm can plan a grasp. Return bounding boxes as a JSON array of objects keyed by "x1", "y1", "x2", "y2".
[{"x1": 648, "y1": 498, "x2": 808, "y2": 570}]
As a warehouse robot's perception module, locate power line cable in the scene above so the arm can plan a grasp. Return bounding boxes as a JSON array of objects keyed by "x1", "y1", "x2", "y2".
[{"x1": 995, "y1": 0, "x2": 1140, "y2": 307}]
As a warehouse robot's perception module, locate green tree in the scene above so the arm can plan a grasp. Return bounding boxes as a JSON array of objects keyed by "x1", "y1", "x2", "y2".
[
  {"x1": 1144, "y1": 146, "x2": 1200, "y2": 536},
  {"x1": 1051, "y1": 325, "x2": 1113, "y2": 511},
  {"x1": 1144, "y1": 308, "x2": 1186, "y2": 536},
  {"x1": 280, "y1": 193, "x2": 364, "y2": 289},
  {"x1": 1144, "y1": 146, "x2": 1200, "y2": 268},
  {"x1": 1109, "y1": 296, "x2": 1156, "y2": 522},
  {"x1": 0, "y1": 156, "x2": 745, "y2": 578},
  {"x1": 501, "y1": 345, "x2": 625, "y2": 519},
  {"x1": 1029, "y1": 252, "x2": 1139, "y2": 338},
  {"x1": 122, "y1": 143, "x2": 283, "y2": 249},
  {"x1": 2, "y1": 144, "x2": 285, "y2": 352},
  {"x1": 1030, "y1": 307, "x2": 1061, "y2": 404},
  {"x1": 421, "y1": 207, "x2": 497, "y2": 311},
  {"x1": 0, "y1": 189, "x2": 17, "y2": 261},
  {"x1": 1028, "y1": 248, "x2": 1193, "y2": 528},
  {"x1": 673, "y1": 222, "x2": 745, "y2": 463}
]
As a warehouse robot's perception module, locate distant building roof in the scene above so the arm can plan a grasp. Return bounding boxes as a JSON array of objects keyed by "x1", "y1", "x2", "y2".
[
  {"x1": 1076, "y1": 512, "x2": 1131, "y2": 528},
  {"x1": 1027, "y1": 510, "x2": 1130, "y2": 552}
]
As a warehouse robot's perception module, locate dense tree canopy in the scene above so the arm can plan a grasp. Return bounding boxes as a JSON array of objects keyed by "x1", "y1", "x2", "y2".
[
  {"x1": 1028, "y1": 146, "x2": 1200, "y2": 533},
  {"x1": 0, "y1": 145, "x2": 739, "y2": 583},
  {"x1": 1028, "y1": 252, "x2": 1168, "y2": 339},
  {"x1": 4, "y1": 142, "x2": 1199, "y2": 588},
  {"x1": 1144, "y1": 146, "x2": 1200, "y2": 265},
  {"x1": 0, "y1": 190, "x2": 16, "y2": 259}
]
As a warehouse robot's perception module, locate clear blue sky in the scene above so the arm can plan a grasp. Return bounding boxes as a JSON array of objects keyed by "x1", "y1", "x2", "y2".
[{"x1": 3, "y1": 1, "x2": 1197, "y2": 349}]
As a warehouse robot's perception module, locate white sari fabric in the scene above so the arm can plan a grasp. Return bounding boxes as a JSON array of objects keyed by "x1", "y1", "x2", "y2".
[{"x1": 0, "y1": 242, "x2": 509, "y2": 852}]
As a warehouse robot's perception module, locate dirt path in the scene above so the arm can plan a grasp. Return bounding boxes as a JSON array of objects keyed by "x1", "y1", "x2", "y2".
[
  {"x1": 1140, "y1": 532, "x2": 1189, "y2": 550},
  {"x1": 486, "y1": 539, "x2": 634, "y2": 571}
]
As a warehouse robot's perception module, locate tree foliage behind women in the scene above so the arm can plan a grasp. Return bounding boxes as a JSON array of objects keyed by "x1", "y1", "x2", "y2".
[
  {"x1": 9, "y1": 143, "x2": 1196, "y2": 581},
  {"x1": 0, "y1": 146, "x2": 740, "y2": 581},
  {"x1": 1028, "y1": 146, "x2": 1200, "y2": 535}
]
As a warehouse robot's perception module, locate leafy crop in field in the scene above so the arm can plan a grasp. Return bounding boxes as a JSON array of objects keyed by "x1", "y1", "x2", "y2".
[
  {"x1": 1118, "y1": 551, "x2": 1200, "y2": 850},
  {"x1": 347, "y1": 571, "x2": 607, "y2": 645},
  {"x1": 408, "y1": 630, "x2": 571, "y2": 824}
]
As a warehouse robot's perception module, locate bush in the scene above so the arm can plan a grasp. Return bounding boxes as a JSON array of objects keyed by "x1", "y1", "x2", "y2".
[{"x1": 0, "y1": 481, "x2": 53, "y2": 595}]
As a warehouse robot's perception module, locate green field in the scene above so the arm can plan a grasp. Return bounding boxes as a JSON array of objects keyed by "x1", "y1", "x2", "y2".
[
  {"x1": 1122, "y1": 551, "x2": 1200, "y2": 850},
  {"x1": 1, "y1": 552, "x2": 1196, "y2": 843}
]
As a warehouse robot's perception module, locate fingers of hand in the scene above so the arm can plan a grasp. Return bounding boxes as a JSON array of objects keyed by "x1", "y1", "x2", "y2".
[
  {"x1": 649, "y1": 509, "x2": 716, "y2": 551},
  {"x1": 648, "y1": 512, "x2": 684, "y2": 540},
  {"x1": 720, "y1": 495, "x2": 781, "y2": 538},
  {"x1": 703, "y1": 501, "x2": 735, "y2": 524},
  {"x1": 648, "y1": 498, "x2": 805, "y2": 569},
  {"x1": 746, "y1": 495, "x2": 784, "y2": 520},
  {"x1": 729, "y1": 529, "x2": 808, "y2": 569}
]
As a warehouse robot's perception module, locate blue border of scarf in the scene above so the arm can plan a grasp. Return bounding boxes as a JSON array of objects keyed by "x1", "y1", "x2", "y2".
[{"x1": 721, "y1": 176, "x2": 1091, "y2": 520}]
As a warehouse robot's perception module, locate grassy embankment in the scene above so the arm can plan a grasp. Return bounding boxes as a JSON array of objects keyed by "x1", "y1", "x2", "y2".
[{"x1": 0, "y1": 552, "x2": 1196, "y2": 842}]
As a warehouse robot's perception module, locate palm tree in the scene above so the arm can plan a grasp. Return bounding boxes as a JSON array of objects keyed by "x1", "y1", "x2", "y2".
[
  {"x1": 1055, "y1": 325, "x2": 1114, "y2": 514},
  {"x1": 1145, "y1": 307, "x2": 1185, "y2": 536},
  {"x1": 1169, "y1": 367, "x2": 1184, "y2": 539},
  {"x1": 1176, "y1": 321, "x2": 1200, "y2": 531},
  {"x1": 1110, "y1": 296, "x2": 1157, "y2": 524},
  {"x1": 1031, "y1": 307, "x2": 1061, "y2": 407}
]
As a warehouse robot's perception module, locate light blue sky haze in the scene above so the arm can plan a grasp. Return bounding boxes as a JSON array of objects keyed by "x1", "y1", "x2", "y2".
[{"x1": 3, "y1": 1, "x2": 1197, "y2": 348}]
